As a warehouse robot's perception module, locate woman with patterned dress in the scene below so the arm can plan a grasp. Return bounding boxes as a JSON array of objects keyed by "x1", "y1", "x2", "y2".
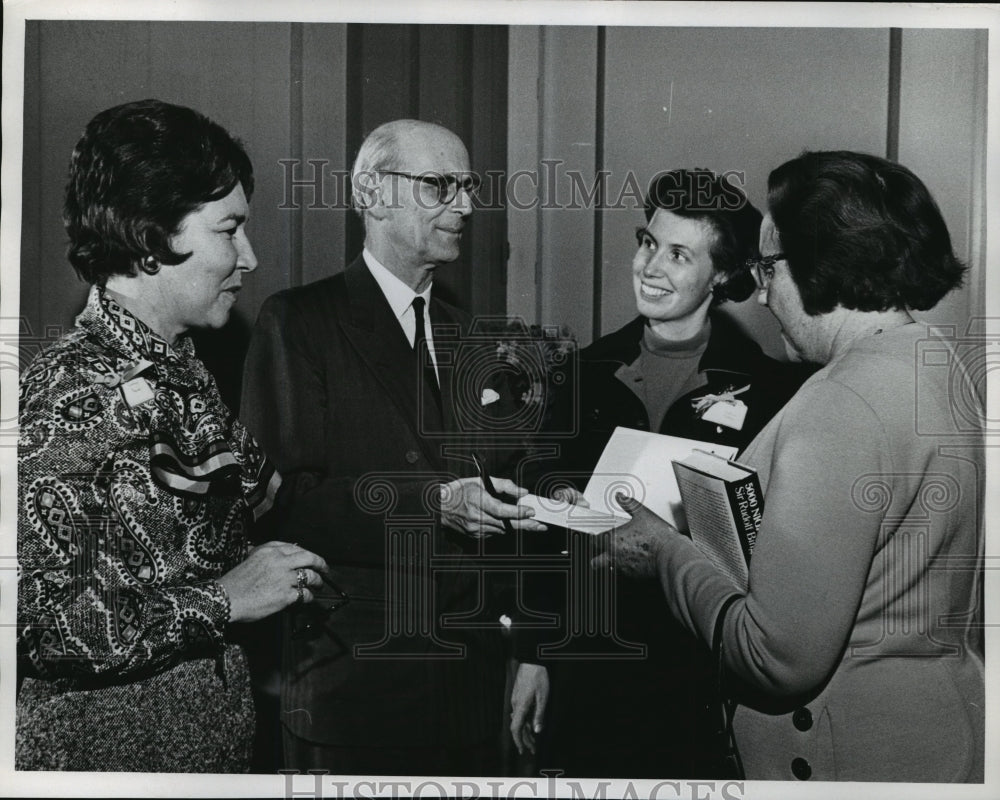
[{"x1": 16, "y1": 99, "x2": 328, "y2": 772}]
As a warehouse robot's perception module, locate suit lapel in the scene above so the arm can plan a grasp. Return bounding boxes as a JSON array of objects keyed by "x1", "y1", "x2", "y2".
[
  {"x1": 339, "y1": 258, "x2": 435, "y2": 459},
  {"x1": 339, "y1": 257, "x2": 453, "y2": 470}
]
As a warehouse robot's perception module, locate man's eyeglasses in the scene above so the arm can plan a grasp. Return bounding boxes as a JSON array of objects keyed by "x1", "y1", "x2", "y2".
[
  {"x1": 377, "y1": 170, "x2": 482, "y2": 205},
  {"x1": 745, "y1": 253, "x2": 786, "y2": 291}
]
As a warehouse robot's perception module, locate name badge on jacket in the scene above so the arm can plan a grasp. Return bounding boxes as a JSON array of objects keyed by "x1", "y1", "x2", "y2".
[{"x1": 701, "y1": 399, "x2": 747, "y2": 431}]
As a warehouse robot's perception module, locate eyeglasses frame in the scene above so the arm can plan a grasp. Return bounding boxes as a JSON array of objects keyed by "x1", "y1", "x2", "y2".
[
  {"x1": 376, "y1": 170, "x2": 482, "y2": 206},
  {"x1": 746, "y1": 253, "x2": 786, "y2": 291}
]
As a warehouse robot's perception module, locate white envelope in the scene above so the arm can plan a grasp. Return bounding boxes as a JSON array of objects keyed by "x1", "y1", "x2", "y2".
[{"x1": 520, "y1": 427, "x2": 738, "y2": 534}]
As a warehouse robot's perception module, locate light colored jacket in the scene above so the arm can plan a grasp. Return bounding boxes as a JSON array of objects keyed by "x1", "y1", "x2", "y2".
[{"x1": 657, "y1": 323, "x2": 984, "y2": 782}]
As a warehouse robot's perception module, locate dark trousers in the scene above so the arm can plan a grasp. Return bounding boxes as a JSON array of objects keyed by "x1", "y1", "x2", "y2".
[
  {"x1": 528, "y1": 579, "x2": 722, "y2": 780},
  {"x1": 283, "y1": 726, "x2": 502, "y2": 777}
]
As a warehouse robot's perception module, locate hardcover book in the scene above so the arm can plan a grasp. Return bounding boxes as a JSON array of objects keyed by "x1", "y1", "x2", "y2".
[{"x1": 671, "y1": 449, "x2": 763, "y2": 589}]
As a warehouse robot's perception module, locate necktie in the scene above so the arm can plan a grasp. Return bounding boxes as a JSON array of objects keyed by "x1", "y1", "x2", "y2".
[{"x1": 411, "y1": 296, "x2": 443, "y2": 426}]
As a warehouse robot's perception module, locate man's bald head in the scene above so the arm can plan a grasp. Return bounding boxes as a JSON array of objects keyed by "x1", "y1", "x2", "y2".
[
  {"x1": 351, "y1": 119, "x2": 468, "y2": 216},
  {"x1": 351, "y1": 119, "x2": 474, "y2": 289}
]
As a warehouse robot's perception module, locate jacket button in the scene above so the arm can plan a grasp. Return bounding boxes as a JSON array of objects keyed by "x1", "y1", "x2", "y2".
[
  {"x1": 792, "y1": 707, "x2": 813, "y2": 731},
  {"x1": 791, "y1": 757, "x2": 812, "y2": 780},
  {"x1": 405, "y1": 450, "x2": 420, "y2": 464}
]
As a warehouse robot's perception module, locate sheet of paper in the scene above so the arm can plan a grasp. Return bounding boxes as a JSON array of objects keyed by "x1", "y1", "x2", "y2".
[
  {"x1": 584, "y1": 427, "x2": 737, "y2": 529},
  {"x1": 519, "y1": 429, "x2": 738, "y2": 534},
  {"x1": 518, "y1": 494, "x2": 627, "y2": 534}
]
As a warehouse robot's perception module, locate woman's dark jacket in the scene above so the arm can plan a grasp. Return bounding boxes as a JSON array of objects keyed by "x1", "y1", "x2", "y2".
[{"x1": 545, "y1": 312, "x2": 812, "y2": 479}]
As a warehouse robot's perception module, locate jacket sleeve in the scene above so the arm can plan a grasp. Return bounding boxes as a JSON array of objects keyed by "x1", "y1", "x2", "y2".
[{"x1": 653, "y1": 378, "x2": 890, "y2": 700}]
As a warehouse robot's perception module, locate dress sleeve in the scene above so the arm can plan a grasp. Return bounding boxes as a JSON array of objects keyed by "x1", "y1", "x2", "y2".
[
  {"x1": 655, "y1": 378, "x2": 891, "y2": 698},
  {"x1": 17, "y1": 352, "x2": 232, "y2": 681}
]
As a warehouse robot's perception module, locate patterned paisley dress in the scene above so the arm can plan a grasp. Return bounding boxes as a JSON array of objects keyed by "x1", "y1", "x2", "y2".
[{"x1": 16, "y1": 286, "x2": 279, "y2": 772}]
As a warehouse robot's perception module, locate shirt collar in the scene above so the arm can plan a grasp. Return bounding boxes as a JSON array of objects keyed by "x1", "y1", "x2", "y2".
[
  {"x1": 363, "y1": 248, "x2": 432, "y2": 320},
  {"x1": 78, "y1": 284, "x2": 193, "y2": 366},
  {"x1": 642, "y1": 318, "x2": 712, "y2": 356}
]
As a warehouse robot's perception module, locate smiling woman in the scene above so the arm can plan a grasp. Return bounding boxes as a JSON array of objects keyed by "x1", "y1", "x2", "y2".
[
  {"x1": 632, "y1": 210, "x2": 722, "y2": 340},
  {"x1": 16, "y1": 99, "x2": 327, "y2": 772}
]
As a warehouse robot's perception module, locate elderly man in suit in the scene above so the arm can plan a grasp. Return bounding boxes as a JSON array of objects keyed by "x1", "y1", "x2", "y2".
[{"x1": 240, "y1": 119, "x2": 545, "y2": 776}]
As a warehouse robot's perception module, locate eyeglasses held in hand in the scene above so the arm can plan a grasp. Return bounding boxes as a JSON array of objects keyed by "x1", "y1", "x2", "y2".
[
  {"x1": 291, "y1": 572, "x2": 351, "y2": 641},
  {"x1": 377, "y1": 170, "x2": 482, "y2": 205},
  {"x1": 745, "y1": 253, "x2": 786, "y2": 291}
]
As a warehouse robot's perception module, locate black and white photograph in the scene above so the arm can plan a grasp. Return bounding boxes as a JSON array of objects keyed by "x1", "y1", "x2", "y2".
[{"x1": 1, "y1": 2, "x2": 996, "y2": 798}]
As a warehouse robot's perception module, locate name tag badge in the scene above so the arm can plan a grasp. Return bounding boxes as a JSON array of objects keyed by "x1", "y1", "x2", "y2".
[
  {"x1": 702, "y1": 399, "x2": 747, "y2": 431},
  {"x1": 121, "y1": 376, "x2": 154, "y2": 407}
]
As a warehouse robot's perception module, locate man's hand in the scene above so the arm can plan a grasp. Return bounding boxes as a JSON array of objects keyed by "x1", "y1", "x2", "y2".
[
  {"x1": 439, "y1": 477, "x2": 547, "y2": 536},
  {"x1": 510, "y1": 662, "x2": 549, "y2": 755},
  {"x1": 590, "y1": 494, "x2": 675, "y2": 578}
]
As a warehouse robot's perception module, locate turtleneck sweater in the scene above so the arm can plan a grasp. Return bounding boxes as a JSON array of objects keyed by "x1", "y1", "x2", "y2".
[{"x1": 619, "y1": 319, "x2": 711, "y2": 431}]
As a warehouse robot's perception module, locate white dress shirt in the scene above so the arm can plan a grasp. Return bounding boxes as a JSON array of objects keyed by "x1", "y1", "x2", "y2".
[{"x1": 363, "y1": 248, "x2": 438, "y2": 381}]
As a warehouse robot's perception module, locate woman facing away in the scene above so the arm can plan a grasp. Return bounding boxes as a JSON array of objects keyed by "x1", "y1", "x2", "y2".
[
  {"x1": 598, "y1": 151, "x2": 984, "y2": 782},
  {"x1": 17, "y1": 99, "x2": 328, "y2": 772}
]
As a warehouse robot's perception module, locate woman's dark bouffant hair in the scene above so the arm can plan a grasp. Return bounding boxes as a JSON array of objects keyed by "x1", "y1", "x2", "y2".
[
  {"x1": 64, "y1": 99, "x2": 254, "y2": 285},
  {"x1": 644, "y1": 168, "x2": 762, "y2": 304},
  {"x1": 766, "y1": 151, "x2": 965, "y2": 315}
]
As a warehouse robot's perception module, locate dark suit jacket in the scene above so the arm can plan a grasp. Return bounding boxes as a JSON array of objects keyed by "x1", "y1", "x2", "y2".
[{"x1": 240, "y1": 256, "x2": 514, "y2": 748}]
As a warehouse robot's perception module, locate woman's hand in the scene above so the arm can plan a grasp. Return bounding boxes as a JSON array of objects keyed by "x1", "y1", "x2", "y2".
[
  {"x1": 591, "y1": 494, "x2": 675, "y2": 579},
  {"x1": 510, "y1": 662, "x2": 550, "y2": 755},
  {"x1": 218, "y1": 541, "x2": 329, "y2": 623}
]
